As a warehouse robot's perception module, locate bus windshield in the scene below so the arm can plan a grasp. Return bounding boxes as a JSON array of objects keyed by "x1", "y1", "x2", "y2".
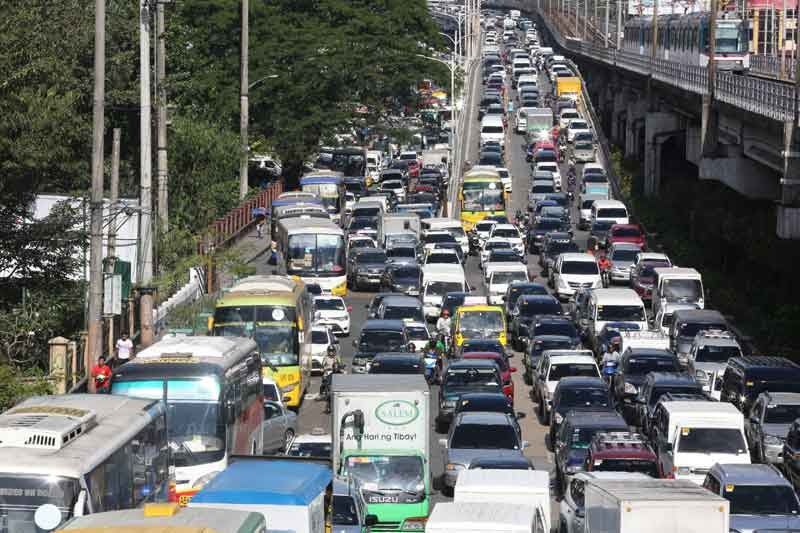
[
  {"x1": 255, "y1": 324, "x2": 299, "y2": 366},
  {"x1": 344, "y1": 455, "x2": 425, "y2": 502},
  {"x1": 462, "y1": 185, "x2": 504, "y2": 212},
  {"x1": 715, "y1": 22, "x2": 744, "y2": 53},
  {"x1": 0, "y1": 474, "x2": 79, "y2": 533},
  {"x1": 287, "y1": 233, "x2": 346, "y2": 276},
  {"x1": 302, "y1": 183, "x2": 340, "y2": 213},
  {"x1": 459, "y1": 311, "x2": 504, "y2": 337},
  {"x1": 112, "y1": 378, "x2": 225, "y2": 466},
  {"x1": 212, "y1": 305, "x2": 297, "y2": 337}
]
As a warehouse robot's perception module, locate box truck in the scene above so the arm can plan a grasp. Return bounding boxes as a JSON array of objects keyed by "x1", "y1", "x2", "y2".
[
  {"x1": 556, "y1": 77, "x2": 582, "y2": 101},
  {"x1": 331, "y1": 374, "x2": 430, "y2": 531},
  {"x1": 426, "y1": 502, "x2": 543, "y2": 533},
  {"x1": 583, "y1": 478, "x2": 729, "y2": 533},
  {"x1": 454, "y1": 469, "x2": 550, "y2": 533}
]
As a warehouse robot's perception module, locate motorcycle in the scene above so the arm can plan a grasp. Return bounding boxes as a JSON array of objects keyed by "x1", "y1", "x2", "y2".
[
  {"x1": 601, "y1": 359, "x2": 618, "y2": 385},
  {"x1": 321, "y1": 361, "x2": 344, "y2": 413},
  {"x1": 424, "y1": 351, "x2": 442, "y2": 385}
]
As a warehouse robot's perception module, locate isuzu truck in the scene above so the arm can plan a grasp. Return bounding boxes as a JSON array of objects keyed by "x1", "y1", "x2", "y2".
[{"x1": 331, "y1": 374, "x2": 431, "y2": 531}]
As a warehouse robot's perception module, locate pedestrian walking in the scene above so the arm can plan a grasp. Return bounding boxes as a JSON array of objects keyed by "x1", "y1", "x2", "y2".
[
  {"x1": 115, "y1": 332, "x2": 134, "y2": 367},
  {"x1": 256, "y1": 219, "x2": 264, "y2": 239}
]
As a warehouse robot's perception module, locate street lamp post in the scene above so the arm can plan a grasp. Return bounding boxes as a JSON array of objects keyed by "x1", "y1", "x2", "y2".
[{"x1": 417, "y1": 53, "x2": 457, "y2": 187}]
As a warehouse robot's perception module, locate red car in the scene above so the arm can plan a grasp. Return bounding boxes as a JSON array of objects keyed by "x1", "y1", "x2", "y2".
[
  {"x1": 630, "y1": 258, "x2": 672, "y2": 302},
  {"x1": 460, "y1": 352, "x2": 516, "y2": 401},
  {"x1": 584, "y1": 431, "x2": 662, "y2": 478},
  {"x1": 406, "y1": 159, "x2": 421, "y2": 178},
  {"x1": 606, "y1": 223, "x2": 647, "y2": 249}
]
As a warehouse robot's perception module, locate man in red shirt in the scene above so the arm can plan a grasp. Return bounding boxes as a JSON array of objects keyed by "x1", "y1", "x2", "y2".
[{"x1": 91, "y1": 356, "x2": 112, "y2": 393}]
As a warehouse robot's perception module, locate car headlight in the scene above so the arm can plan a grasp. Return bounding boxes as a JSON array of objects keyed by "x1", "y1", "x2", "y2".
[
  {"x1": 554, "y1": 412, "x2": 563, "y2": 424},
  {"x1": 676, "y1": 466, "x2": 691, "y2": 475},
  {"x1": 442, "y1": 400, "x2": 457, "y2": 408},
  {"x1": 764, "y1": 434, "x2": 784, "y2": 446},
  {"x1": 624, "y1": 382, "x2": 638, "y2": 395},
  {"x1": 401, "y1": 518, "x2": 428, "y2": 530},
  {"x1": 565, "y1": 464, "x2": 583, "y2": 474},
  {"x1": 446, "y1": 463, "x2": 465, "y2": 471},
  {"x1": 593, "y1": 279, "x2": 603, "y2": 288},
  {"x1": 558, "y1": 278, "x2": 568, "y2": 288}
]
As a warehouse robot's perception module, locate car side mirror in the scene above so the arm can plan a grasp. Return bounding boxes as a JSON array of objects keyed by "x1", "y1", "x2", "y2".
[
  {"x1": 352, "y1": 339, "x2": 358, "y2": 348},
  {"x1": 438, "y1": 438, "x2": 448, "y2": 448},
  {"x1": 663, "y1": 442, "x2": 673, "y2": 452},
  {"x1": 365, "y1": 515, "x2": 379, "y2": 527}
]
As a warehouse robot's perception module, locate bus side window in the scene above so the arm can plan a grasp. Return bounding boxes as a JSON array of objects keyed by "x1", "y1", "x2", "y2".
[
  {"x1": 132, "y1": 420, "x2": 170, "y2": 504},
  {"x1": 87, "y1": 447, "x2": 130, "y2": 512}
]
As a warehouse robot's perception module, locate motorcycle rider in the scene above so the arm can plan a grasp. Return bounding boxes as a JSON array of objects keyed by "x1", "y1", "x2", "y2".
[
  {"x1": 597, "y1": 251, "x2": 612, "y2": 286},
  {"x1": 321, "y1": 345, "x2": 340, "y2": 412}
]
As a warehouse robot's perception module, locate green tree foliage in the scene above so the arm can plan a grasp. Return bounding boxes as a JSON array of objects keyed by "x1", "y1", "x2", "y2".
[{"x1": 0, "y1": 366, "x2": 51, "y2": 412}]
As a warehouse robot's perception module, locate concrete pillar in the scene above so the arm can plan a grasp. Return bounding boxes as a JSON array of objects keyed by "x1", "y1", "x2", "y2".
[
  {"x1": 777, "y1": 120, "x2": 800, "y2": 238},
  {"x1": 611, "y1": 90, "x2": 627, "y2": 144},
  {"x1": 48, "y1": 336, "x2": 70, "y2": 394},
  {"x1": 644, "y1": 112, "x2": 683, "y2": 197}
]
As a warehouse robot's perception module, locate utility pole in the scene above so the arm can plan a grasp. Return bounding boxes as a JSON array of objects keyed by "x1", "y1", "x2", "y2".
[
  {"x1": 605, "y1": 0, "x2": 611, "y2": 46},
  {"x1": 702, "y1": 0, "x2": 720, "y2": 156},
  {"x1": 617, "y1": 0, "x2": 624, "y2": 48},
  {"x1": 87, "y1": 0, "x2": 106, "y2": 393},
  {"x1": 139, "y1": 0, "x2": 155, "y2": 348},
  {"x1": 106, "y1": 128, "x2": 121, "y2": 360},
  {"x1": 156, "y1": 2, "x2": 168, "y2": 232},
  {"x1": 585, "y1": 0, "x2": 589, "y2": 39},
  {"x1": 239, "y1": 0, "x2": 249, "y2": 200}
]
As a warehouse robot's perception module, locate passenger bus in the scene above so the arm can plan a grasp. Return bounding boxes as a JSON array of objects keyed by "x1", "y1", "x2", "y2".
[
  {"x1": 268, "y1": 197, "x2": 324, "y2": 240},
  {"x1": 0, "y1": 394, "x2": 169, "y2": 532},
  {"x1": 300, "y1": 172, "x2": 345, "y2": 225},
  {"x1": 331, "y1": 147, "x2": 367, "y2": 177},
  {"x1": 211, "y1": 275, "x2": 314, "y2": 408},
  {"x1": 57, "y1": 503, "x2": 267, "y2": 533},
  {"x1": 275, "y1": 217, "x2": 347, "y2": 297},
  {"x1": 111, "y1": 336, "x2": 263, "y2": 506},
  {"x1": 459, "y1": 170, "x2": 507, "y2": 231}
]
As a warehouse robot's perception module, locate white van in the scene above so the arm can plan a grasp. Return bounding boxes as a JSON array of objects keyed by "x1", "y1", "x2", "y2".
[
  {"x1": 422, "y1": 264, "x2": 467, "y2": 320},
  {"x1": 587, "y1": 288, "x2": 648, "y2": 343},
  {"x1": 455, "y1": 470, "x2": 550, "y2": 533},
  {"x1": 487, "y1": 264, "x2": 530, "y2": 305},
  {"x1": 651, "y1": 267, "x2": 704, "y2": 317},
  {"x1": 422, "y1": 217, "x2": 469, "y2": 255},
  {"x1": 558, "y1": 108, "x2": 581, "y2": 129},
  {"x1": 591, "y1": 199, "x2": 630, "y2": 225},
  {"x1": 517, "y1": 75, "x2": 538, "y2": 91},
  {"x1": 552, "y1": 253, "x2": 602, "y2": 301},
  {"x1": 653, "y1": 401, "x2": 750, "y2": 485},
  {"x1": 480, "y1": 115, "x2": 505, "y2": 149}
]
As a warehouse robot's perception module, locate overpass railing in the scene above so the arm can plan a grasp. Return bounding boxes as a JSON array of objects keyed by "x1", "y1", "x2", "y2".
[
  {"x1": 750, "y1": 54, "x2": 796, "y2": 82},
  {"x1": 538, "y1": 10, "x2": 797, "y2": 122}
]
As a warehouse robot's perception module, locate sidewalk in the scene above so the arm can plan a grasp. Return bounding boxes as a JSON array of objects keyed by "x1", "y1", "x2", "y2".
[{"x1": 216, "y1": 225, "x2": 271, "y2": 289}]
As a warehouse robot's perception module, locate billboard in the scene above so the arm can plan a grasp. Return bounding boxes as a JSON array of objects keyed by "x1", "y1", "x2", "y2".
[{"x1": 627, "y1": 0, "x2": 708, "y2": 15}]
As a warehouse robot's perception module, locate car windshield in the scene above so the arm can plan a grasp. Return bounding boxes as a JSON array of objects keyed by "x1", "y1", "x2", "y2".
[
  {"x1": 315, "y1": 299, "x2": 345, "y2": 311},
  {"x1": 549, "y1": 242, "x2": 580, "y2": 256},
  {"x1": 612, "y1": 227, "x2": 642, "y2": 238},
  {"x1": 575, "y1": 142, "x2": 593, "y2": 151},
  {"x1": 611, "y1": 249, "x2": 639, "y2": 262},
  {"x1": 627, "y1": 357, "x2": 678, "y2": 374},
  {"x1": 679, "y1": 322, "x2": 728, "y2": 339},
  {"x1": 489, "y1": 252, "x2": 520, "y2": 262},
  {"x1": 444, "y1": 369, "x2": 500, "y2": 388},
  {"x1": 597, "y1": 208, "x2": 628, "y2": 219},
  {"x1": 288, "y1": 441, "x2": 332, "y2": 458},
  {"x1": 597, "y1": 305, "x2": 645, "y2": 322},
  {"x1": 357, "y1": 251, "x2": 387, "y2": 263},
  {"x1": 723, "y1": 484, "x2": 800, "y2": 515},
  {"x1": 427, "y1": 253, "x2": 459, "y2": 264},
  {"x1": 694, "y1": 344, "x2": 739, "y2": 363},
  {"x1": 535, "y1": 219, "x2": 562, "y2": 231},
  {"x1": 532, "y1": 184, "x2": 556, "y2": 194},
  {"x1": 391, "y1": 266, "x2": 420, "y2": 279},
  {"x1": 345, "y1": 455, "x2": 424, "y2": 495},
  {"x1": 350, "y1": 218, "x2": 376, "y2": 230},
  {"x1": 493, "y1": 228, "x2": 519, "y2": 238},
  {"x1": 592, "y1": 221, "x2": 613, "y2": 232},
  {"x1": 382, "y1": 305, "x2": 423, "y2": 322},
  {"x1": 311, "y1": 330, "x2": 329, "y2": 344},
  {"x1": 426, "y1": 281, "x2": 464, "y2": 297},
  {"x1": 359, "y1": 331, "x2": 405, "y2": 352},
  {"x1": 677, "y1": 427, "x2": 746, "y2": 454},
  {"x1": 535, "y1": 322, "x2": 576, "y2": 337},
  {"x1": 406, "y1": 326, "x2": 429, "y2": 341},
  {"x1": 492, "y1": 271, "x2": 528, "y2": 284},
  {"x1": 569, "y1": 427, "x2": 611, "y2": 449},
  {"x1": 561, "y1": 261, "x2": 599, "y2": 275},
  {"x1": 349, "y1": 239, "x2": 375, "y2": 250},
  {"x1": 649, "y1": 386, "x2": 701, "y2": 406},
  {"x1": 764, "y1": 404, "x2": 800, "y2": 424},
  {"x1": 486, "y1": 241, "x2": 511, "y2": 251},
  {"x1": 593, "y1": 459, "x2": 659, "y2": 477},
  {"x1": 519, "y1": 300, "x2": 561, "y2": 316},
  {"x1": 451, "y1": 423, "x2": 520, "y2": 449},
  {"x1": 549, "y1": 363, "x2": 599, "y2": 380},
  {"x1": 559, "y1": 388, "x2": 609, "y2": 409},
  {"x1": 388, "y1": 247, "x2": 416, "y2": 258},
  {"x1": 425, "y1": 233, "x2": 456, "y2": 244},
  {"x1": 476, "y1": 222, "x2": 496, "y2": 232},
  {"x1": 459, "y1": 311, "x2": 504, "y2": 336},
  {"x1": 663, "y1": 279, "x2": 703, "y2": 303}
]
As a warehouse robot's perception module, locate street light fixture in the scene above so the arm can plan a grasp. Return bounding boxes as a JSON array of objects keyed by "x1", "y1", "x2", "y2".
[{"x1": 249, "y1": 74, "x2": 279, "y2": 90}]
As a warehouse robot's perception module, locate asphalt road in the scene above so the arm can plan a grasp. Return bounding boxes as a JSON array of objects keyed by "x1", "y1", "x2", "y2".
[{"x1": 255, "y1": 30, "x2": 599, "y2": 530}]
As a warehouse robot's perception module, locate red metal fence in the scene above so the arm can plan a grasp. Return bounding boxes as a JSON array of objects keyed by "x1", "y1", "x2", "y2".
[{"x1": 198, "y1": 180, "x2": 284, "y2": 256}]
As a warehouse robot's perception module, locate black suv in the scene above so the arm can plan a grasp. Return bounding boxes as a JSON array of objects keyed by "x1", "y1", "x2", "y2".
[
  {"x1": 509, "y1": 295, "x2": 563, "y2": 350},
  {"x1": 611, "y1": 348, "x2": 682, "y2": 423},
  {"x1": 721, "y1": 356, "x2": 800, "y2": 413},
  {"x1": 632, "y1": 372, "x2": 704, "y2": 432},
  {"x1": 347, "y1": 248, "x2": 387, "y2": 290},
  {"x1": 436, "y1": 359, "x2": 503, "y2": 432}
]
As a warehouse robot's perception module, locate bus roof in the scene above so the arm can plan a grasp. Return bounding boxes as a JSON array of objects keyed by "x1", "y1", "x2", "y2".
[
  {"x1": 270, "y1": 196, "x2": 322, "y2": 208},
  {"x1": 226, "y1": 275, "x2": 302, "y2": 295},
  {"x1": 191, "y1": 459, "x2": 332, "y2": 506},
  {"x1": 58, "y1": 504, "x2": 265, "y2": 533},
  {"x1": 464, "y1": 170, "x2": 501, "y2": 181},
  {"x1": 135, "y1": 336, "x2": 257, "y2": 361},
  {"x1": 216, "y1": 292, "x2": 297, "y2": 308},
  {"x1": 300, "y1": 175, "x2": 344, "y2": 185},
  {"x1": 0, "y1": 394, "x2": 163, "y2": 479},
  {"x1": 278, "y1": 217, "x2": 344, "y2": 235}
]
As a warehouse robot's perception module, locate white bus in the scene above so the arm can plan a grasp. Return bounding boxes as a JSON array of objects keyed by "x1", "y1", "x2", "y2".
[
  {"x1": 111, "y1": 336, "x2": 264, "y2": 506},
  {"x1": 0, "y1": 394, "x2": 169, "y2": 532},
  {"x1": 275, "y1": 217, "x2": 347, "y2": 297}
]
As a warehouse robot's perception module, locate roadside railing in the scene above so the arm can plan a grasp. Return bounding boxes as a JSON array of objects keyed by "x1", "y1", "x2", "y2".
[{"x1": 750, "y1": 54, "x2": 796, "y2": 81}]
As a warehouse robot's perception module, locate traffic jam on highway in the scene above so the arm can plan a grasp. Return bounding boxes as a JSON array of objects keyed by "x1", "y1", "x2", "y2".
[{"x1": 6, "y1": 6, "x2": 800, "y2": 533}]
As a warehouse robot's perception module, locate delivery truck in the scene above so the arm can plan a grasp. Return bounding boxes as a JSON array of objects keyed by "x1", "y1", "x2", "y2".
[
  {"x1": 332, "y1": 374, "x2": 431, "y2": 531},
  {"x1": 525, "y1": 108, "x2": 555, "y2": 142},
  {"x1": 583, "y1": 478, "x2": 729, "y2": 533},
  {"x1": 377, "y1": 213, "x2": 421, "y2": 247},
  {"x1": 454, "y1": 469, "x2": 550, "y2": 533},
  {"x1": 426, "y1": 502, "x2": 543, "y2": 533},
  {"x1": 556, "y1": 77, "x2": 582, "y2": 102}
]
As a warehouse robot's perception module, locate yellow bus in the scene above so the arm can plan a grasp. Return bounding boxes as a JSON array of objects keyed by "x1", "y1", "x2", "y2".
[
  {"x1": 452, "y1": 304, "x2": 507, "y2": 347},
  {"x1": 459, "y1": 170, "x2": 507, "y2": 231},
  {"x1": 212, "y1": 275, "x2": 312, "y2": 408}
]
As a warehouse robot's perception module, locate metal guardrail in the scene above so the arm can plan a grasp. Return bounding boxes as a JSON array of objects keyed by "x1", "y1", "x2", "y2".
[
  {"x1": 750, "y1": 54, "x2": 796, "y2": 81},
  {"x1": 539, "y1": 10, "x2": 797, "y2": 122},
  {"x1": 198, "y1": 180, "x2": 283, "y2": 255}
]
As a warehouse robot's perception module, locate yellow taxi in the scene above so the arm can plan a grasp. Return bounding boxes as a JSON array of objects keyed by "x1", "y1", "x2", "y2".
[{"x1": 452, "y1": 305, "x2": 507, "y2": 347}]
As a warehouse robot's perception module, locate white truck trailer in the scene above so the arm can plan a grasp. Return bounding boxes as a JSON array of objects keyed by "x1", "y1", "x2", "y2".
[
  {"x1": 583, "y1": 478, "x2": 729, "y2": 533},
  {"x1": 426, "y1": 502, "x2": 543, "y2": 533}
]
